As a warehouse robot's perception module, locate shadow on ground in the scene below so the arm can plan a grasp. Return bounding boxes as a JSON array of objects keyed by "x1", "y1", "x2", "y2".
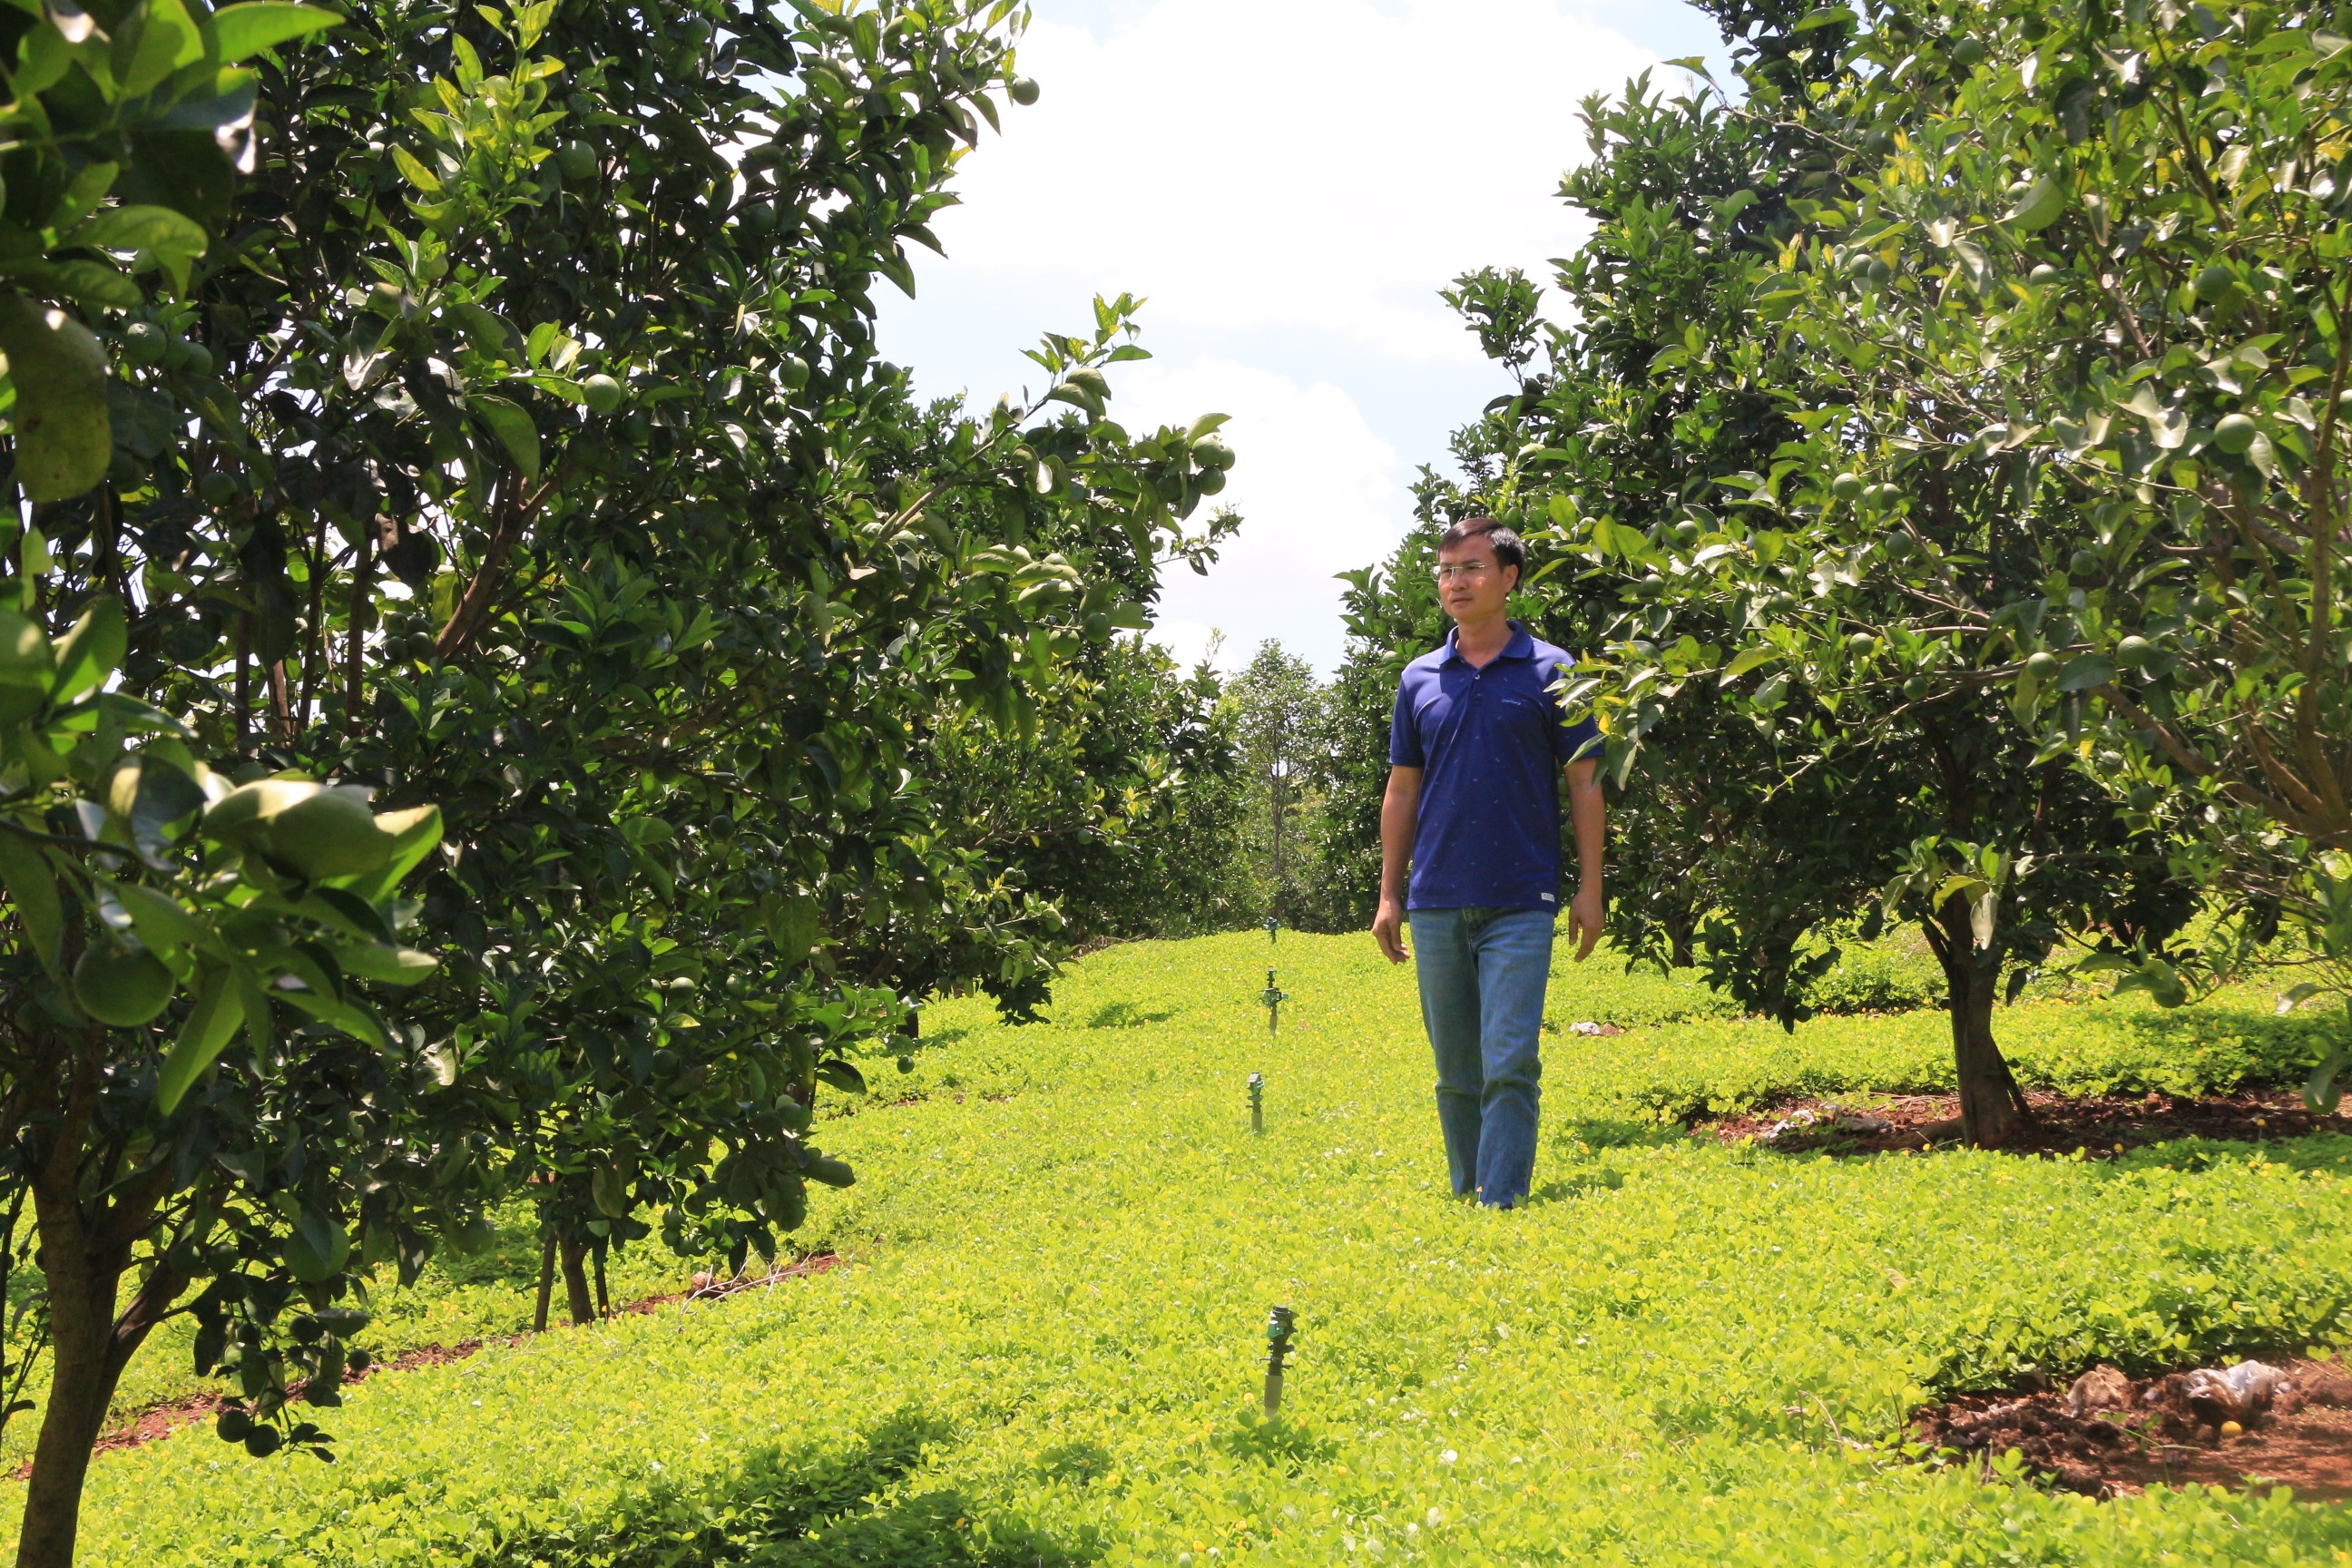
[
  {"x1": 487, "y1": 1408, "x2": 1099, "y2": 1567},
  {"x1": 1087, "y1": 1002, "x2": 1176, "y2": 1029}
]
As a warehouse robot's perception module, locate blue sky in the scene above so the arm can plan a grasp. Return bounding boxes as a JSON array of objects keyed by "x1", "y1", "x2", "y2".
[{"x1": 876, "y1": 0, "x2": 1733, "y2": 673}]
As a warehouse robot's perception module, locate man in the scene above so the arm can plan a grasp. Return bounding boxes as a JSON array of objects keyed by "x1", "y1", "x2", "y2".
[{"x1": 1371, "y1": 515, "x2": 1605, "y2": 1210}]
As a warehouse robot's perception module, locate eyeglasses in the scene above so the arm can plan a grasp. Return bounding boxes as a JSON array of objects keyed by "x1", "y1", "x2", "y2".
[{"x1": 1433, "y1": 563, "x2": 1494, "y2": 584}]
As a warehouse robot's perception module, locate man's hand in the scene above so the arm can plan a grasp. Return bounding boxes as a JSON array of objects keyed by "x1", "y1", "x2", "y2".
[
  {"x1": 1373, "y1": 895, "x2": 1409, "y2": 964},
  {"x1": 1567, "y1": 883, "x2": 1604, "y2": 962}
]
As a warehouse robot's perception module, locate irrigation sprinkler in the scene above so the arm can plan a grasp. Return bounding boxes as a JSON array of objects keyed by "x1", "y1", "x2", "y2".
[
  {"x1": 1261, "y1": 968, "x2": 1289, "y2": 1038},
  {"x1": 1263, "y1": 915, "x2": 1279, "y2": 946},
  {"x1": 1248, "y1": 1071, "x2": 1264, "y2": 1134},
  {"x1": 1263, "y1": 1305, "x2": 1297, "y2": 1417}
]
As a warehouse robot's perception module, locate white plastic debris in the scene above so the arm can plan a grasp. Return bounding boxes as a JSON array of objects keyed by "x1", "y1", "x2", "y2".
[{"x1": 2184, "y1": 1361, "x2": 2291, "y2": 1427}]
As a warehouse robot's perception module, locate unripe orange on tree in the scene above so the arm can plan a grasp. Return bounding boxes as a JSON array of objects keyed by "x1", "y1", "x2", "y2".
[
  {"x1": 74, "y1": 945, "x2": 175, "y2": 1027},
  {"x1": 1008, "y1": 76, "x2": 1040, "y2": 105},
  {"x1": 2213, "y1": 413, "x2": 2258, "y2": 454},
  {"x1": 583, "y1": 374, "x2": 625, "y2": 415},
  {"x1": 1831, "y1": 473, "x2": 1864, "y2": 501}
]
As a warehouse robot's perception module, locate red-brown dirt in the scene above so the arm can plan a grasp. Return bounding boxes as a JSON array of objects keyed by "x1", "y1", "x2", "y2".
[
  {"x1": 1913, "y1": 1358, "x2": 2352, "y2": 1500},
  {"x1": 19, "y1": 1252, "x2": 843, "y2": 1476},
  {"x1": 1701, "y1": 1087, "x2": 2352, "y2": 1157}
]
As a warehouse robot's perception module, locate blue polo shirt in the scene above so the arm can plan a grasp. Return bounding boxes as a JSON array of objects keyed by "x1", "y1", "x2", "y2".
[{"x1": 1389, "y1": 622, "x2": 1599, "y2": 912}]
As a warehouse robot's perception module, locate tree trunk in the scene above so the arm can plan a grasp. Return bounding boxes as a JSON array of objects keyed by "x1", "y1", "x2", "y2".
[
  {"x1": 1930, "y1": 912, "x2": 2031, "y2": 1148},
  {"x1": 18, "y1": 1059, "x2": 180, "y2": 1568},
  {"x1": 533, "y1": 1230, "x2": 555, "y2": 1334},
  {"x1": 18, "y1": 1310, "x2": 115, "y2": 1568},
  {"x1": 592, "y1": 1239, "x2": 610, "y2": 1318},
  {"x1": 558, "y1": 1230, "x2": 594, "y2": 1327}
]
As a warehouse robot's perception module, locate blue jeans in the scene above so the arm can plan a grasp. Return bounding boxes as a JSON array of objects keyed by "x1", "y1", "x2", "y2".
[{"x1": 1408, "y1": 906, "x2": 1554, "y2": 1209}]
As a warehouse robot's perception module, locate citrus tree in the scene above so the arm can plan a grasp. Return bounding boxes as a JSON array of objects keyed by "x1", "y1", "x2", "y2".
[
  {"x1": 1639, "y1": 0, "x2": 2352, "y2": 1100},
  {"x1": 1740, "y1": 0, "x2": 2352, "y2": 1104},
  {"x1": 1372, "y1": 8, "x2": 2198, "y2": 1143},
  {"x1": 0, "y1": 5, "x2": 470, "y2": 1563},
  {"x1": 1, "y1": 0, "x2": 1237, "y2": 1561}
]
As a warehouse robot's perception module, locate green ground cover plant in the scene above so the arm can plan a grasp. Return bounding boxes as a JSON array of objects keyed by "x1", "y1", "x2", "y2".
[{"x1": 26, "y1": 931, "x2": 2352, "y2": 1565}]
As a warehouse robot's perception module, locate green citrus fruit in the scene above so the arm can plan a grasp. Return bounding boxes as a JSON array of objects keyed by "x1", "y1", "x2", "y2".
[
  {"x1": 2025, "y1": 651, "x2": 2063, "y2": 681},
  {"x1": 2116, "y1": 634, "x2": 2155, "y2": 667},
  {"x1": 2193, "y1": 264, "x2": 2236, "y2": 304},
  {"x1": 582, "y1": 373, "x2": 625, "y2": 415},
  {"x1": 1830, "y1": 473, "x2": 1865, "y2": 502},
  {"x1": 121, "y1": 321, "x2": 167, "y2": 368},
  {"x1": 74, "y1": 944, "x2": 175, "y2": 1027},
  {"x1": 1008, "y1": 76, "x2": 1041, "y2": 106},
  {"x1": 2212, "y1": 413, "x2": 2258, "y2": 454}
]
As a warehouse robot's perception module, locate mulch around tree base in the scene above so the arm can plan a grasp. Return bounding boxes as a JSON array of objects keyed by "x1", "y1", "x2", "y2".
[
  {"x1": 1700, "y1": 1088, "x2": 2352, "y2": 1157},
  {"x1": 24, "y1": 1252, "x2": 843, "y2": 1477},
  {"x1": 1913, "y1": 1359, "x2": 2352, "y2": 1500}
]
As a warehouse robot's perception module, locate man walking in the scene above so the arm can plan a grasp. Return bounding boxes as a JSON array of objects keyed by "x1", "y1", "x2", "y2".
[{"x1": 1371, "y1": 516, "x2": 1605, "y2": 1210}]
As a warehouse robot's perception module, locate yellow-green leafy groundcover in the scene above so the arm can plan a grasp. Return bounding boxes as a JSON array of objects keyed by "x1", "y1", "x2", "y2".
[{"x1": 35, "y1": 933, "x2": 2352, "y2": 1564}]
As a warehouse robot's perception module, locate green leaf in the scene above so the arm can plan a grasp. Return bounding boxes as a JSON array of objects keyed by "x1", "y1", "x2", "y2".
[
  {"x1": 205, "y1": 2, "x2": 340, "y2": 64},
  {"x1": 814, "y1": 1059, "x2": 867, "y2": 1095},
  {"x1": 120, "y1": 0, "x2": 202, "y2": 96},
  {"x1": 50, "y1": 594, "x2": 124, "y2": 704},
  {"x1": 801, "y1": 1152, "x2": 856, "y2": 1188},
  {"x1": 469, "y1": 393, "x2": 541, "y2": 478},
  {"x1": 2007, "y1": 177, "x2": 2066, "y2": 232},
  {"x1": 2056, "y1": 654, "x2": 2114, "y2": 692},
  {"x1": 2309, "y1": 1047, "x2": 2348, "y2": 1114},
  {"x1": 0, "y1": 293, "x2": 111, "y2": 502},
  {"x1": 0, "y1": 832, "x2": 66, "y2": 983},
  {"x1": 338, "y1": 805, "x2": 441, "y2": 907},
  {"x1": 71, "y1": 204, "x2": 208, "y2": 292},
  {"x1": 113, "y1": 881, "x2": 204, "y2": 951},
  {"x1": 156, "y1": 964, "x2": 246, "y2": 1113},
  {"x1": 1720, "y1": 645, "x2": 1780, "y2": 685},
  {"x1": 280, "y1": 1201, "x2": 350, "y2": 1283},
  {"x1": 328, "y1": 941, "x2": 437, "y2": 986},
  {"x1": 389, "y1": 144, "x2": 442, "y2": 194}
]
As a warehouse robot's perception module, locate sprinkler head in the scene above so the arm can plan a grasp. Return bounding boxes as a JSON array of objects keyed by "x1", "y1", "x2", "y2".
[{"x1": 1262, "y1": 1305, "x2": 1298, "y2": 1416}]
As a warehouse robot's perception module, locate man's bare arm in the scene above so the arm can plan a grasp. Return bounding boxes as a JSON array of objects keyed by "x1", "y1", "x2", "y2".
[
  {"x1": 1564, "y1": 755, "x2": 1605, "y2": 961},
  {"x1": 1372, "y1": 766, "x2": 1421, "y2": 964}
]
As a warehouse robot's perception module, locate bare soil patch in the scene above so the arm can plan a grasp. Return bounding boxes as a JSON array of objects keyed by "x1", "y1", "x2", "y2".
[
  {"x1": 1914, "y1": 1358, "x2": 2352, "y2": 1500},
  {"x1": 1700, "y1": 1087, "x2": 2352, "y2": 1157}
]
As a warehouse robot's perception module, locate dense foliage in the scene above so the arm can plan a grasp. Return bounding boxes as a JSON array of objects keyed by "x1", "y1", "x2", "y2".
[
  {"x1": 36, "y1": 931, "x2": 2352, "y2": 1565},
  {"x1": 0, "y1": 0, "x2": 1241, "y2": 1560},
  {"x1": 1469, "y1": 0, "x2": 2352, "y2": 1133}
]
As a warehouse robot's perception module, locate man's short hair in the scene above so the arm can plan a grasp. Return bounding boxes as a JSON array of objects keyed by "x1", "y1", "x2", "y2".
[{"x1": 1438, "y1": 515, "x2": 1525, "y2": 578}]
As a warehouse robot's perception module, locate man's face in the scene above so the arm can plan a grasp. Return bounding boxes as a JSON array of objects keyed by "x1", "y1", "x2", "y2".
[{"x1": 1436, "y1": 537, "x2": 1516, "y2": 623}]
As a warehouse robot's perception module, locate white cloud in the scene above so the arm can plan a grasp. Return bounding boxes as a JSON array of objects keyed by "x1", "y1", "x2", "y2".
[
  {"x1": 925, "y1": 0, "x2": 1654, "y2": 364},
  {"x1": 880, "y1": 0, "x2": 1693, "y2": 672},
  {"x1": 1113, "y1": 357, "x2": 1406, "y2": 674}
]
